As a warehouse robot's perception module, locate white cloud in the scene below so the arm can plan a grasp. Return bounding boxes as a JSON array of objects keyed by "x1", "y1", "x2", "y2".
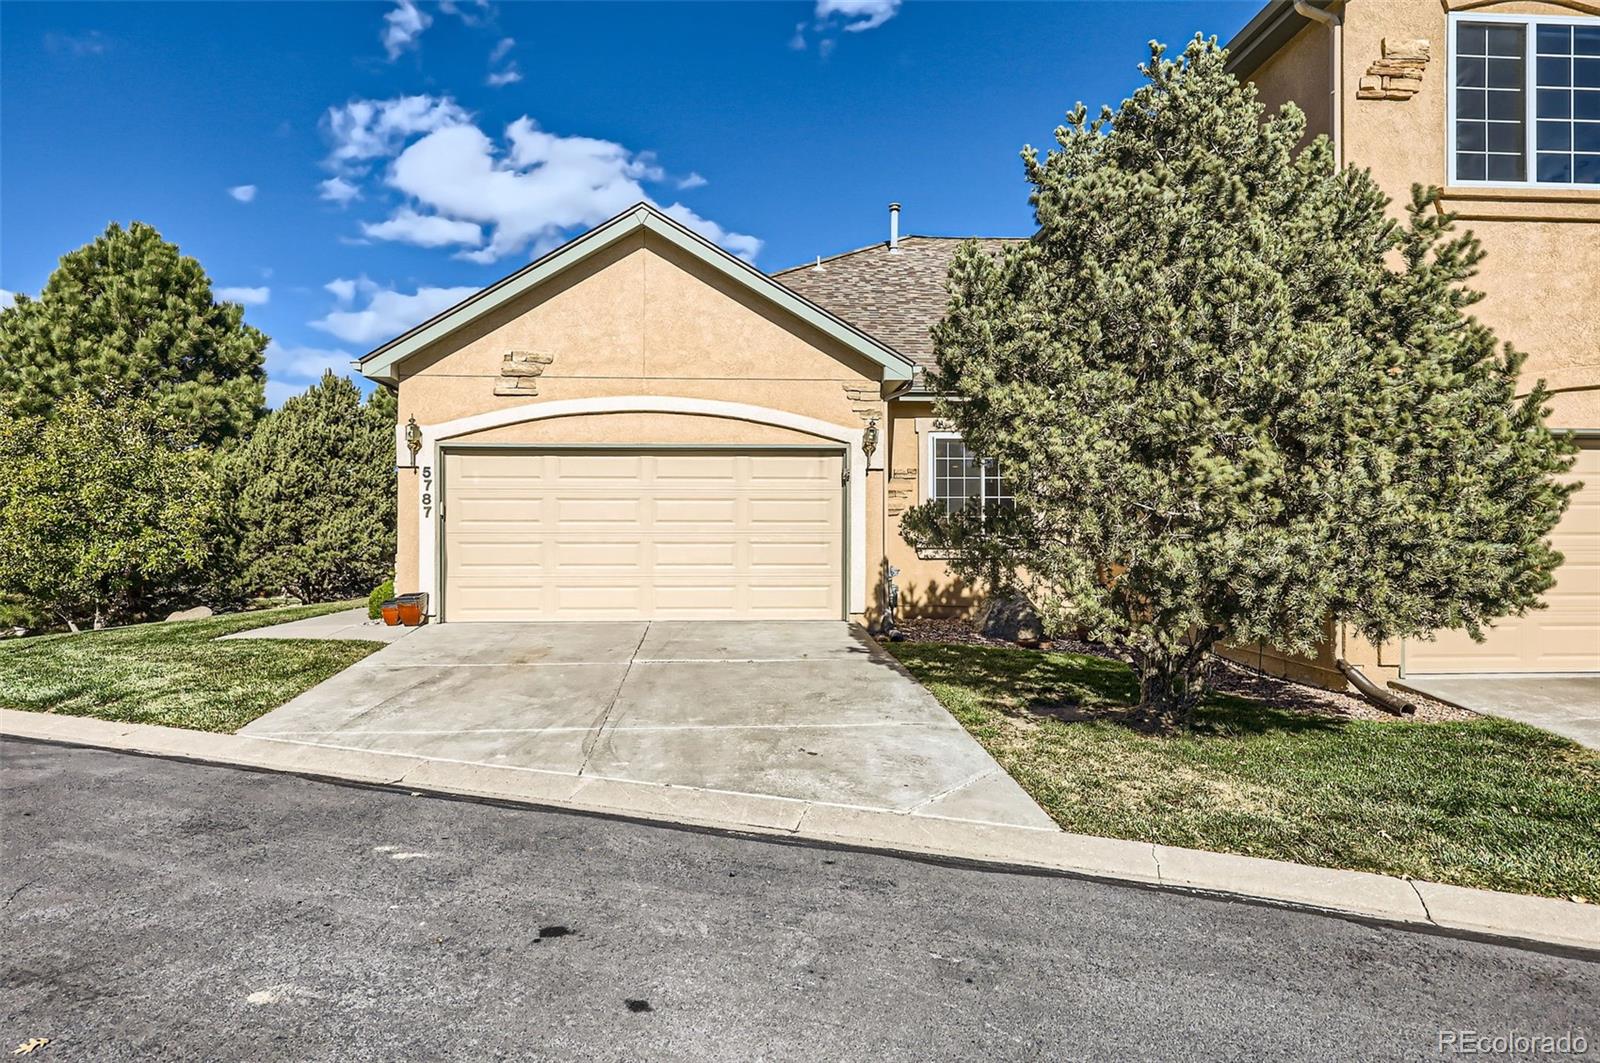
[
  {"x1": 266, "y1": 340, "x2": 353, "y2": 380},
  {"x1": 361, "y1": 208, "x2": 484, "y2": 249},
  {"x1": 265, "y1": 380, "x2": 306, "y2": 408},
  {"x1": 319, "y1": 176, "x2": 361, "y2": 205},
  {"x1": 382, "y1": 0, "x2": 431, "y2": 60},
  {"x1": 487, "y1": 66, "x2": 523, "y2": 87},
  {"x1": 322, "y1": 95, "x2": 471, "y2": 171},
  {"x1": 324, "y1": 276, "x2": 377, "y2": 303},
  {"x1": 263, "y1": 340, "x2": 363, "y2": 407},
  {"x1": 439, "y1": 0, "x2": 489, "y2": 26},
  {"x1": 44, "y1": 31, "x2": 109, "y2": 56},
  {"x1": 319, "y1": 95, "x2": 761, "y2": 264},
  {"x1": 310, "y1": 284, "x2": 478, "y2": 346},
  {"x1": 816, "y1": 0, "x2": 901, "y2": 31},
  {"x1": 660, "y1": 203, "x2": 762, "y2": 263},
  {"x1": 369, "y1": 115, "x2": 759, "y2": 263},
  {"x1": 228, "y1": 184, "x2": 258, "y2": 203},
  {"x1": 489, "y1": 36, "x2": 515, "y2": 63},
  {"x1": 0, "y1": 289, "x2": 16, "y2": 308},
  {"x1": 217, "y1": 286, "x2": 270, "y2": 306}
]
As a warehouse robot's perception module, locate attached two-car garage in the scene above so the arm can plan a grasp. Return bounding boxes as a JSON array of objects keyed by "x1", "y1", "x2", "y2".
[{"x1": 440, "y1": 447, "x2": 846, "y2": 622}]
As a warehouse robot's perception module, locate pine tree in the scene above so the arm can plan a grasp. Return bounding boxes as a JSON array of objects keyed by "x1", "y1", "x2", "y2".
[
  {"x1": 225, "y1": 373, "x2": 396, "y2": 603},
  {"x1": 0, "y1": 221, "x2": 266, "y2": 448},
  {"x1": 901, "y1": 37, "x2": 1576, "y2": 724}
]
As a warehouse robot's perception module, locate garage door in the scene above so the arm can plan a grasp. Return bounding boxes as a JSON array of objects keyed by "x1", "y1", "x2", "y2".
[
  {"x1": 441, "y1": 448, "x2": 844, "y2": 621},
  {"x1": 1405, "y1": 439, "x2": 1600, "y2": 674}
]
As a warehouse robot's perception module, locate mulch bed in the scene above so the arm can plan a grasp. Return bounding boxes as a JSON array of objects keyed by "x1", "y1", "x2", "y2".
[{"x1": 892, "y1": 618, "x2": 1475, "y2": 724}]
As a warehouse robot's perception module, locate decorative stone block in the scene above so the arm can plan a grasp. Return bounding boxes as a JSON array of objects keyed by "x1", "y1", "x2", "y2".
[
  {"x1": 494, "y1": 379, "x2": 538, "y2": 397},
  {"x1": 1383, "y1": 38, "x2": 1430, "y2": 62},
  {"x1": 502, "y1": 351, "x2": 554, "y2": 377},
  {"x1": 1361, "y1": 38, "x2": 1430, "y2": 101}
]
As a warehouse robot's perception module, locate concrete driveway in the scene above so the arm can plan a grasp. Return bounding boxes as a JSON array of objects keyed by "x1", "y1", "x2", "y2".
[
  {"x1": 1395, "y1": 674, "x2": 1600, "y2": 750},
  {"x1": 241, "y1": 621, "x2": 1053, "y2": 830}
]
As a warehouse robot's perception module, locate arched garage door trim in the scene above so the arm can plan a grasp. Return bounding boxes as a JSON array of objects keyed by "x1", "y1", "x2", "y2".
[{"x1": 402, "y1": 396, "x2": 868, "y2": 618}]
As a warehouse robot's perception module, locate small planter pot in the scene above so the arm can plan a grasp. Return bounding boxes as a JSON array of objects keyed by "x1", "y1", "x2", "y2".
[
  {"x1": 396, "y1": 592, "x2": 429, "y2": 627},
  {"x1": 379, "y1": 600, "x2": 401, "y2": 626}
]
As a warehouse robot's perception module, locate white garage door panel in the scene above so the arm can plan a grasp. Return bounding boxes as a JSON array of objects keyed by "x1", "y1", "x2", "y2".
[
  {"x1": 443, "y1": 448, "x2": 844, "y2": 621},
  {"x1": 1405, "y1": 440, "x2": 1600, "y2": 674}
]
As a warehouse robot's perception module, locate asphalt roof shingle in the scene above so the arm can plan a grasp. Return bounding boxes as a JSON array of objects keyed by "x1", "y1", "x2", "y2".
[{"x1": 771, "y1": 236, "x2": 1021, "y2": 373}]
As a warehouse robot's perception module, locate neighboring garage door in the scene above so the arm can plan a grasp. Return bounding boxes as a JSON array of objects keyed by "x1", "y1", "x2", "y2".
[
  {"x1": 1405, "y1": 439, "x2": 1600, "y2": 674},
  {"x1": 441, "y1": 448, "x2": 844, "y2": 621}
]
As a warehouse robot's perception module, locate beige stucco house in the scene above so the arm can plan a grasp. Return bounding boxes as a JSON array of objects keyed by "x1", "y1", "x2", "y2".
[
  {"x1": 362, "y1": 203, "x2": 990, "y2": 627},
  {"x1": 363, "y1": 0, "x2": 1595, "y2": 688},
  {"x1": 1223, "y1": 0, "x2": 1599, "y2": 685}
]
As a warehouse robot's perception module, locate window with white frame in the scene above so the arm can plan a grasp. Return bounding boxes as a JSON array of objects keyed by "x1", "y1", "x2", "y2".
[
  {"x1": 928, "y1": 433, "x2": 1013, "y2": 515},
  {"x1": 1450, "y1": 13, "x2": 1600, "y2": 187}
]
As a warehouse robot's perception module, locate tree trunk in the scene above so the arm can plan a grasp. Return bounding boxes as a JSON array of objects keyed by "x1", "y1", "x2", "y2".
[{"x1": 1130, "y1": 631, "x2": 1220, "y2": 729}]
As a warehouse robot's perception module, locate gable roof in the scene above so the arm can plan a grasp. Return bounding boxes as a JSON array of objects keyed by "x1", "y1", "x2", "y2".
[
  {"x1": 358, "y1": 202, "x2": 918, "y2": 384},
  {"x1": 772, "y1": 236, "x2": 1022, "y2": 373}
]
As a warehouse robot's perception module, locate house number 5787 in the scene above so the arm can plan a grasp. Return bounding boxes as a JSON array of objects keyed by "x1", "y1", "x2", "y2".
[{"x1": 421, "y1": 466, "x2": 433, "y2": 518}]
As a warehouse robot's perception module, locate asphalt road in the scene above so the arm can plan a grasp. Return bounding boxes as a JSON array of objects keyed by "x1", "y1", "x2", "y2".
[{"x1": 2, "y1": 739, "x2": 1594, "y2": 1062}]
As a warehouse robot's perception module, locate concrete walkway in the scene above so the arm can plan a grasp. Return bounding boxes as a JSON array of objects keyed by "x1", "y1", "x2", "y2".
[
  {"x1": 221, "y1": 606, "x2": 414, "y2": 644},
  {"x1": 239, "y1": 621, "x2": 1055, "y2": 831},
  {"x1": 1395, "y1": 674, "x2": 1600, "y2": 749}
]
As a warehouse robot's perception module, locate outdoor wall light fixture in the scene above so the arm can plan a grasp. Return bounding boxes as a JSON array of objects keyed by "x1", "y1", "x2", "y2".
[
  {"x1": 862, "y1": 418, "x2": 879, "y2": 461},
  {"x1": 404, "y1": 415, "x2": 422, "y2": 465}
]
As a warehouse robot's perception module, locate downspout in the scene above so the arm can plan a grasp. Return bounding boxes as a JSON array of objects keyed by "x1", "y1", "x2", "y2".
[
  {"x1": 1293, "y1": 0, "x2": 1343, "y2": 168},
  {"x1": 1334, "y1": 615, "x2": 1415, "y2": 716}
]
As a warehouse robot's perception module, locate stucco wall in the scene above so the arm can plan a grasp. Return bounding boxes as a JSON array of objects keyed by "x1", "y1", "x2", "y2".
[
  {"x1": 1341, "y1": 0, "x2": 1600, "y2": 428},
  {"x1": 390, "y1": 231, "x2": 888, "y2": 615},
  {"x1": 1227, "y1": 0, "x2": 1600, "y2": 688},
  {"x1": 880, "y1": 399, "x2": 985, "y2": 621},
  {"x1": 1248, "y1": 18, "x2": 1336, "y2": 146}
]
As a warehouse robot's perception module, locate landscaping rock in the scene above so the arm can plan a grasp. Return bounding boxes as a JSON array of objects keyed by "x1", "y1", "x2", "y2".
[
  {"x1": 164, "y1": 606, "x2": 214, "y2": 622},
  {"x1": 977, "y1": 594, "x2": 1044, "y2": 643}
]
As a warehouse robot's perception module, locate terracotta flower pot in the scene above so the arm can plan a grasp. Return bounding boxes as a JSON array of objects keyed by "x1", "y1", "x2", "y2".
[
  {"x1": 380, "y1": 600, "x2": 401, "y2": 626},
  {"x1": 397, "y1": 599, "x2": 422, "y2": 626}
]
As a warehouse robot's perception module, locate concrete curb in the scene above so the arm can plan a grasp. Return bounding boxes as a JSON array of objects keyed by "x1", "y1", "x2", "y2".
[{"x1": 4, "y1": 708, "x2": 1597, "y2": 956}]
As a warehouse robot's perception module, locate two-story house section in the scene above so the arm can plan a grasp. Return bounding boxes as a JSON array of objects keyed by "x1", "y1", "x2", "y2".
[{"x1": 1226, "y1": 0, "x2": 1599, "y2": 685}]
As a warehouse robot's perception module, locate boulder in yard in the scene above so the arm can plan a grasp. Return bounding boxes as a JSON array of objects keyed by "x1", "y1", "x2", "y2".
[
  {"x1": 164, "y1": 605, "x2": 214, "y2": 622},
  {"x1": 977, "y1": 593, "x2": 1044, "y2": 644}
]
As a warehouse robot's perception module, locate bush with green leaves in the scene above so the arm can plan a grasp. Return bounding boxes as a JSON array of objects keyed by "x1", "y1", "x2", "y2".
[
  {"x1": 902, "y1": 37, "x2": 1575, "y2": 724},
  {"x1": 0, "y1": 393, "x2": 223, "y2": 630},
  {"x1": 369, "y1": 578, "x2": 395, "y2": 620},
  {"x1": 0, "y1": 221, "x2": 267, "y2": 449},
  {"x1": 226, "y1": 372, "x2": 397, "y2": 604}
]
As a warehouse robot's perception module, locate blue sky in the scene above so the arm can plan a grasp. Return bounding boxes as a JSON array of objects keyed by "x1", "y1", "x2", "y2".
[{"x1": 1, "y1": 0, "x2": 1257, "y2": 405}]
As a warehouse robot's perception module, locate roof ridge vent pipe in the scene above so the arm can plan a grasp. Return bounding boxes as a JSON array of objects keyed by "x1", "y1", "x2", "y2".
[
  {"x1": 888, "y1": 202, "x2": 901, "y2": 253},
  {"x1": 1293, "y1": 0, "x2": 1343, "y2": 168}
]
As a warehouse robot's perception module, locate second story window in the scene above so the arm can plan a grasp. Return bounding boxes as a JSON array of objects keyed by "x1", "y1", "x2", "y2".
[{"x1": 1450, "y1": 14, "x2": 1600, "y2": 188}]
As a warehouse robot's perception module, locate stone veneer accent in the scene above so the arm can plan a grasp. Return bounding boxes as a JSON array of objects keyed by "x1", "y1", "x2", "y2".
[
  {"x1": 1357, "y1": 38, "x2": 1430, "y2": 101},
  {"x1": 494, "y1": 350, "x2": 554, "y2": 397}
]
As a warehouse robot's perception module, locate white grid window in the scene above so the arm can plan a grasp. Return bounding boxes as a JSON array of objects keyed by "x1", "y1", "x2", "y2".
[
  {"x1": 929, "y1": 434, "x2": 1012, "y2": 515},
  {"x1": 1450, "y1": 14, "x2": 1600, "y2": 188}
]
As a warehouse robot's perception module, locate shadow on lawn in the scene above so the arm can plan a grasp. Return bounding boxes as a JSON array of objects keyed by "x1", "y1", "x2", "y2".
[{"x1": 895, "y1": 641, "x2": 1344, "y2": 738}]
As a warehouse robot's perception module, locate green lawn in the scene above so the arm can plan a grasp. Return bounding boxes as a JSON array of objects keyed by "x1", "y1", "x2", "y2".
[
  {"x1": 0, "y1": 601, "x2": 383, "y2": 733},
  {"x1": 888, "y1": 641, "x2": 1600, "y2": 900}
]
